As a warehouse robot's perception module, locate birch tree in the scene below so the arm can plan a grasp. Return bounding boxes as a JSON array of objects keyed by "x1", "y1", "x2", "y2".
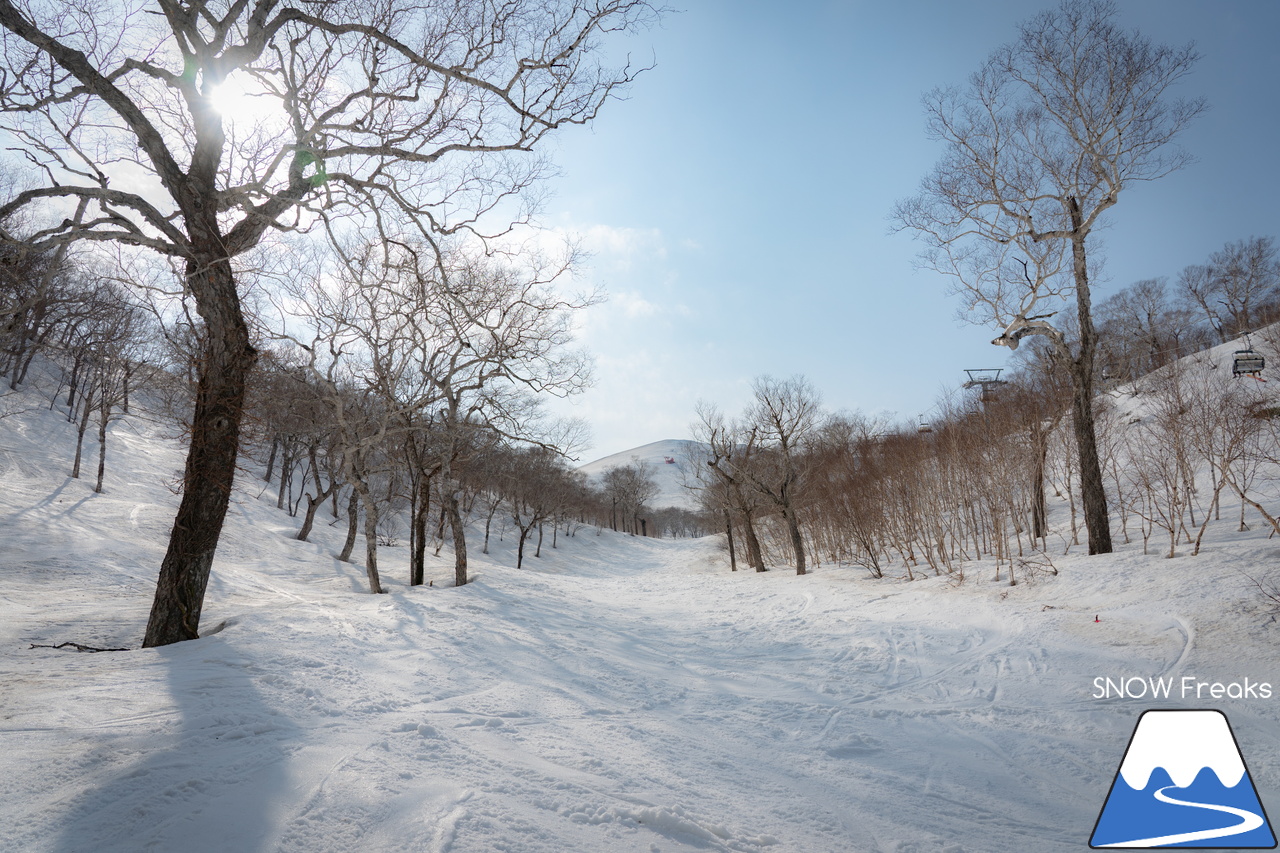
[
  {"x1": 1178, "y1": 236, "x2": 1280, "y2": 343},
  {"x1": 895, "y1": 0, "x2": 1203, "y2": 555}
]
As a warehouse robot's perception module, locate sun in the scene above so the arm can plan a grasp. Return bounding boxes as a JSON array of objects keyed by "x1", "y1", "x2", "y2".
[{"x1": 206, "y1": 72, "x2": 280, "y2": 126}]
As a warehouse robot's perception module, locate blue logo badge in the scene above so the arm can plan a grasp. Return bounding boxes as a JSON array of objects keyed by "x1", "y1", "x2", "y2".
[{"x1": 1091, "y1": 710, "x2": 1276, "y2": 848}]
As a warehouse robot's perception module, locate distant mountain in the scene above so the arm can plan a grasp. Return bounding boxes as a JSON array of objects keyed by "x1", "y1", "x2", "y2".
[{"x1": 578, "y1": 439, "x2": 708, "y2": 511}]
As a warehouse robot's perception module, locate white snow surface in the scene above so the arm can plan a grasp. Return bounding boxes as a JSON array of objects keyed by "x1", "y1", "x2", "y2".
[
  {"x1": 4, "y1": 379, "x2": 1280, "y2": 852},
  {"x1": 578, "y1": 439, "x2": 705, "y2": 510},
  {"x1": 1118, "y1": 711, "x2": 1246, "y2": 790}
]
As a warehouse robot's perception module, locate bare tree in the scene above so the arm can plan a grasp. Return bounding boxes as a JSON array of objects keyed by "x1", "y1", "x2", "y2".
[
  {"x1": 410, "y1": 249, "x2": 596, "y2": 586},
  {"x1": 502, "y1": 445, "x2": 570, "y2": 569},
  {"x1": 803, "y1": 412, "x2": 892, "y2": 577},
  {"x1": 65, "y1": 279, "x2": 150, "y2": 491},
  {"x1": 1177, "y1": 236, "x2": 1280, "y2": 343},
  {"x1": 1124, "y1": 367, "x2": 1195, "y2": 558},
  {"x1": 88, "y1": 295, "x2": 151, "y2": 493},
  {"x1": 282, "y1": 240, "x2": 595, "y2": 587},
  {"x1": 0, "y1": 0, "x2": 657, "y2": 644},
  {"x1": 1095, "y1": 278, "x2": 1205, "y2": 382},
  {"x1": 601, "y1": 459, "x2": 659, "y2": 535},
  {"x1": 472, "y1": 445, "x2": 513, "y2": 556},
  {"x1": 895, "y1": 0, "x2": 1204, "y2": 556},
  {"x1": 1177, "y1": 356, "x2": 1258, "y2": 554},
  {"x1": 998, "y1": 359, "x2": 1069, "y2": 546},
  {"x1": 0, "y1": 193, "x2": 82, "y2": 386},
  {"x1": 742, "y1": 375, "x2": 822, "y2": 575},
  {"x1": 693, "y1": 401, "x2": 767, "y2": 572},
  {"x1": 244, "y1": 352, "x2": 346, "y2": 541}
]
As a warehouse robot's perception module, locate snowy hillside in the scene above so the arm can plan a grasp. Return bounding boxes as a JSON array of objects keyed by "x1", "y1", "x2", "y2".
[
  {"x1": 578, "y1": 439, "x2": 706, "y2": 510},
  {"x1": 5, "y1": 364, "x2": 1280, "y2": 851}
]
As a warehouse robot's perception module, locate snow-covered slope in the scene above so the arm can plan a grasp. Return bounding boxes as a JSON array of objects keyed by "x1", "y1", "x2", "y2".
[
  {"x1": 5, "y1": 371, "x2": 1280, "y2": 852},
  {"x1": 578, "y1": 438, "x2": 706, "y2": 510}
]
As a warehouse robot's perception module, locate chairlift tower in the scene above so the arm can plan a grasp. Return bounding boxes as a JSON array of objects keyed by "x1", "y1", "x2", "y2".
[{"x1": 963, "y1": 368, "x2": 1008, "y2": 409}]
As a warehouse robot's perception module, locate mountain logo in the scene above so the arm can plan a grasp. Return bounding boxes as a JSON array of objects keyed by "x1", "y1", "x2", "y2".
[{"x1": 1090, "y1": 709, "x2": 1276, "y2": 848}]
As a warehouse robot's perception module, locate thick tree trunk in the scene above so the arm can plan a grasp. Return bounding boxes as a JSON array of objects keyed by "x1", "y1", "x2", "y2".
[
  {"x1": 65, "y1": 352, "x2": 82, "y2": 420},
  {"x1": 445, "y1": 486, "x2": 468, "y2": 587},
  {"x1": 264, "y1": 434, "x2": 279, "y2": 483},
  {"x1": 276, "y1": 440, "x2": 294, "y2": 509},
  {"x1": 122, "y1": 364, "x2": 134, "y2": 414},
  {"x1": 7, "y1": 316, "x2": 29, "y2": 389},
  {"x1": 739, "y1": 507, "x2": 766, "y2": 572},
  {"x1": 296, "y1": 492, "x2": 324, "y2": 542},
  {"x1": 516, "y1": 525, "x2": 530, "y2": 568},
  {"x1": 785, "y1": 508, "x2": 806, "y2": 575},
  {"x1": 1067, "y1": 218, "x2": 1113, "y2": 555},
  {"x1": 143, "y1": 254, "x2": 256, "y2": 647},
  {"x1": 722, "y1": 479, "x2": 768, "y2": 572},
  {"x1": 360, "y1": 487, "x2": 384, "y2": 594},
  {"x1": 15, "y1": 321, "x2": 43, "y2": 385},
  {"x1": 482, "y1": 503, "x2": 497, "y2": 554},
  {"x1": 71, "y1": 388, "x2": 92, "y2": 479},
  {"x1": 339, "y1": 488, "x2": 359, "y2": 562},
  {"x1": 410, "y1": 472, "x2": 430, "y2": 586},
  {"x1": 94, "y1": 402, "x2": 110, "y2": 493},
  {"x1": 724, "y1": 511, "x2": 737, "y2": 572},
  {"x1": 296, "y1": 448, "x2": 337, "y2": 542},
  {"x1": 1030, "y1": 434, "x2": 1048, "y2": 542}
]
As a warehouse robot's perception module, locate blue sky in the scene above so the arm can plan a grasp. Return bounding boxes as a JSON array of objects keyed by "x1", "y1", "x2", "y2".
[{"x1": 541, "y1": 1, "x2": 1280, "y2": 461}]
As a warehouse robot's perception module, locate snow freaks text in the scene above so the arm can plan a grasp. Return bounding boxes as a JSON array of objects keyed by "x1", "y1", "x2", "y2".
[{"x1": 1092, "y1": 676, "x2": 1273, "y2": 700}]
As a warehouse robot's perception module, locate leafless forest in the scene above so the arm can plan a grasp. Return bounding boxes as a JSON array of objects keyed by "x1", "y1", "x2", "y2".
[{"x1": 1, "y1": 0, "x2": 1277, "y2": 646}]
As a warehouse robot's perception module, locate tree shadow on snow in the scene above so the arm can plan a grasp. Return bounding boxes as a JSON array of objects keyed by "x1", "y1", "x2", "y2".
[{"x1": 50, "y1": 632, "x2": 299, "y2": 853}]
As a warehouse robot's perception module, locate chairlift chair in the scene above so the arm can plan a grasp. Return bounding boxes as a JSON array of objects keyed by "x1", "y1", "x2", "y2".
[
  {"x1": 1233, "y1": 349, "x2": 1266, "y2": 378},
  {"x1": 963, "y1": 368, "x2": 1007, "y2": 406}
]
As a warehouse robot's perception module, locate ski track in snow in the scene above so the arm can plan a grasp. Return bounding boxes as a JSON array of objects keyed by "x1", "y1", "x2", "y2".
[{"x1": 3, "y1": 396, "x2": 1280, "y2": 852}]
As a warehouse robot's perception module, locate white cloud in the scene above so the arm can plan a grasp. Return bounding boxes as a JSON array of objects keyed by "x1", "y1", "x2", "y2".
[
  {"x1": 614, "y1": 291, "x2": 659, "y2": 318},
  {"x1": 578, "y1": 224, "x2": 666, "y2": 263}
]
